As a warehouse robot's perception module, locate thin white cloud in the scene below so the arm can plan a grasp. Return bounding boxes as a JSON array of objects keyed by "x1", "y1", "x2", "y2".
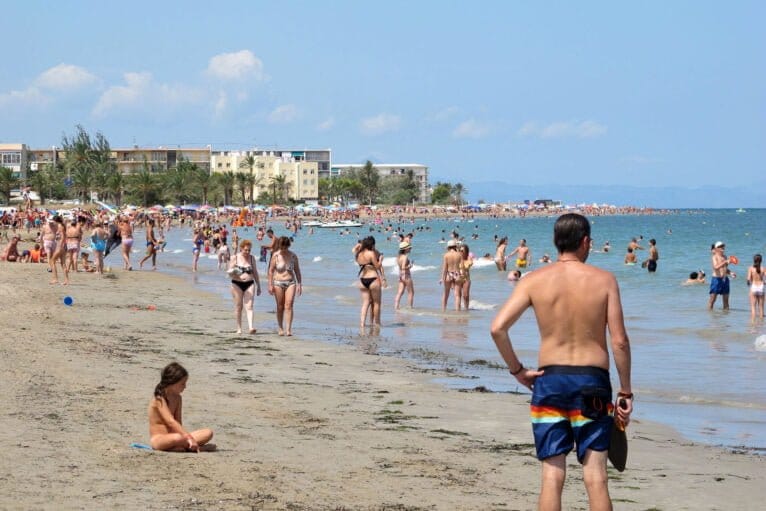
[
  {"x1": 360, "y1": 113, "x2": 401, "y2": 135},
  {"x1": 35, "y1": 63, "x2": 97, "y2": 91},
  {"x1": 213, "y1": 91, "x2": 228, "y2": 119},
  {"x1": 518, "y1": 120, "x2": 607, "y2": 139},
  {"x1": 206, "y1": 50, "x2": 265, "y2": 81},
  {"x1": 453, "y1": 119, "x2": 490, "y2": 139},
  {"x1": 316, "y1": 117, "x2": 335, "y2": 131},
  {"x1": 268, "y1": 104, "x2": 298, "y2": 124},
  {"x1": 0, "y1": 87, "x2": 49, "y2": 108},
  {"x1": 429, "y1": 106, "x2": 460, "y2": 122},
  {"x1": 92, "y1": 71, "x2": 203, "y2": 118}
]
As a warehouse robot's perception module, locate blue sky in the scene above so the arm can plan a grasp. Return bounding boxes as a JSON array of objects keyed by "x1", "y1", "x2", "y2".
[{"x1": 1, "y1": 1, "x2": 763, "y2": 206}]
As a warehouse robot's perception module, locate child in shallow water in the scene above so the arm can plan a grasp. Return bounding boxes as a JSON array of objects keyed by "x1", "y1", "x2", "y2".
[{"x1": 148, "y1": 362, "x2": 214, "y2": 452}]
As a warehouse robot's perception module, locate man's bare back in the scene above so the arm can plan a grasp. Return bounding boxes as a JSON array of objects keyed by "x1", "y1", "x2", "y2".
[{"x1": 516, "y1": 259, "x2": 620, "y2": 369}]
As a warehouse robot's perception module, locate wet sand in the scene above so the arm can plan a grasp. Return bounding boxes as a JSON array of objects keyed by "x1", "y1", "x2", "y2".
[{"x1": 0, "y1": 263, "x2": 763, "y2": 510}]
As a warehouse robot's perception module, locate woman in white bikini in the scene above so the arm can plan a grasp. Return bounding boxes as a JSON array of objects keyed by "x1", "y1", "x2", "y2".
[
  {"x1": 267, "y1": 236, "x2": 302, "y2": 336},
  {"x1": 747, "y1": 254, "x2": 764, "y2": 320},
  {"x1": 228, "y1": 239, "x2": 261, "y2": 334}
]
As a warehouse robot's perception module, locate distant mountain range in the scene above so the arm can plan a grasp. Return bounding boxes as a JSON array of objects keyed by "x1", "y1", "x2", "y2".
[{"x1": 460, "y1": 181, "x2": 764, "y2": 209}]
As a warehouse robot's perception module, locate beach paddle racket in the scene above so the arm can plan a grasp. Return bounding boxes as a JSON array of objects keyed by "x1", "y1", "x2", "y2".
[{"x1": 608, "y1": 398, "x2": 628, "y2": 472}]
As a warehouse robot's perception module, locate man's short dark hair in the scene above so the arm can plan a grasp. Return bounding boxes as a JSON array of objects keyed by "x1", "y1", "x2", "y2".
[{"x1": 553, "y1": 213, "x2": 590, "y2": 253}]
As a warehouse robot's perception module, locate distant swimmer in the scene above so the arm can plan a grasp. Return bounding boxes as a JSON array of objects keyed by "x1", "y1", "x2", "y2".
[
  {"x1": 683, "y1": 271, "x2": 706, "y2": 285},
  {"x1": 509, "y1": 239, "x2": 531, "y2": 269},
  {"x1": 643, "y1": 238, "x2": 659, "y2": 272},
  {"x1": 627, "y1": 237, "x2": 644, "y2": 252},
  {"x1": 539, "y1": 254, "x2": 551, "y2": 264}
]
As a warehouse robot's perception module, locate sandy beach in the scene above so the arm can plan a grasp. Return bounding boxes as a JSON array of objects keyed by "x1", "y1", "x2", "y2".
[{"x1": 1, "y1": 263, "x2": 763, "y2": 510}]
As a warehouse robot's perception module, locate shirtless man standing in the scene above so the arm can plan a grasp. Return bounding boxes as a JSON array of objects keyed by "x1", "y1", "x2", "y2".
[
  {"x1": 509, "y1": 238, "x2": 531, "y2": 269},
  {"x1": 490, "y1": 213, "x2": 633, "y2": 511},
  {"x1": 708, "y1": 241, "x2": 731, "y2": 310}
]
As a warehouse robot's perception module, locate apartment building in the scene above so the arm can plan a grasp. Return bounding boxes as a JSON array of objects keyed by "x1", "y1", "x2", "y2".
[
  {"x1": 0, "y1": 143, "x2": 28, "y2": 178},
  {"x1": 211, "y1": 150, "x2": 319, "y2": 201},
  {"x1": 332, "y1": 163, "x2": 430, "y2": 203}
]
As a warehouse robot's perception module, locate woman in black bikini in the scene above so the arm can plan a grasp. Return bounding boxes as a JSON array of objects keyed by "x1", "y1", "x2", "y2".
[
  {"x1": 228, "y1": 239, "x2": 261, "y2": 334},
  {"x1": 267, "y1": 236, "x2": 302, "y2": 336},
  {"x1": 353, "y1": 236, "x2": 386, "y2": 328}
]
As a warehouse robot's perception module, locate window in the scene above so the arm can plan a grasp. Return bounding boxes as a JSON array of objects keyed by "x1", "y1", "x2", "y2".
[
  {"x1": 2, "y1": 152, "x2": 21, "y2": 165},
  {"x1": 217, "y1": 163, "x2": 222, "y2": 168},
  {"x1": 226, "y1": 163, "x2": 231, "y2": 168}
]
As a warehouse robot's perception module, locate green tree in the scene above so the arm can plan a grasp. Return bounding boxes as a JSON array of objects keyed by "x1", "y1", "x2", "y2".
[
  {"x1": 235, "y1": 173, "x2": 249, "y2": 206},
  {"x1": 451, "y1": 183, "x2": 467, "y2": 206},
  {"x1": 195, "y1": 167, "x2": 215, "y2": 205},
  {"x1": 29, "y1": 164, "x2": 52, "y2": 205},
  {"x1": 430, "y1": 181, "x2": 452, "y2": 204},
  {"x1": 215, "y1": 171, "x2": 236, "y2": 205},
  {"x1": 0, "y1": 166, "x2": 19, "y2": 204},
  {"x1": 130, "y1": 163, "x2": 158, "y2": 207},
  {"x1": 357, "y1": 160, "x2": 380, "y2": 205},
  {"x1": 270, "y1": 174, "x2": 292, "y2": 203},
  {"x1": 61, "y1": 125, "x2": 97, "y2": 202},
  {"x1": 164, "y1": 158, "x2": 197, "y2": 205},
  {"x1": 238, "y1": 155, "x2": 259, "y2": 206},
  {"x1": 106, "y1": 170, "x2": 125, "y2": 206}
]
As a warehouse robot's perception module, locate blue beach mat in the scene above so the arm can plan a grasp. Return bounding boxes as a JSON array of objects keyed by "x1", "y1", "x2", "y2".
[{"x1": 130, "y1": 442, "x2": 153, "y2": 451}]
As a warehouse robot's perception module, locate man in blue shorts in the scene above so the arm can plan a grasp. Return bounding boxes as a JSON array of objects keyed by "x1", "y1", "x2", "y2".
[
  {"x1": 708, "y1": 241, "x2": 731, "y2": 310},
  {"x1": 491, "y1": 213, "x2": 633, "y2": 511}
]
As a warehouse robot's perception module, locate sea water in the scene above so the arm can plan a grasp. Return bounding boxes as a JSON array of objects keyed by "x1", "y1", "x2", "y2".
[{"x1": 144, "y1": 209, "x2": 766, "y2": 452}]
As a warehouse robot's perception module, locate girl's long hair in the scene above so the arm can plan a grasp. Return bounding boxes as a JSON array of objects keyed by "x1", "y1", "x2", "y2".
[{"x1": 154, "y1": 362, "x2": 188, "y2": 400}]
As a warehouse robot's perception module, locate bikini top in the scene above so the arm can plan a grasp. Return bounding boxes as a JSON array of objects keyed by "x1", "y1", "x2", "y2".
[
  {"x1": 274, "y1": 251, "x2": 295, "y2": 273},
  {"x1": 235, "y1": 254, "x2": 254, "y2": 274}
]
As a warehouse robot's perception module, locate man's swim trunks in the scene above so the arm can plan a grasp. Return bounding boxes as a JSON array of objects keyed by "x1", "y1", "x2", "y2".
[
  {"x1": 647, "y1": 259, "x2": 657, "y2": 272},
  {"x1": 530, "y1": 365, "x2": 614, "y2": 463},
  {"x1": 709, "y1": 276, "x2": 730, "y2": 295},
  {"x1": 516, "y1": 259, "x2": 528, "y2": 268}
]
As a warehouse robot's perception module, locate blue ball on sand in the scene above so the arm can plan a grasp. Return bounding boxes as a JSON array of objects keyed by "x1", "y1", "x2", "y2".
[{"x1": 63, "y1": 296, "x2": 74, "y2": 306}]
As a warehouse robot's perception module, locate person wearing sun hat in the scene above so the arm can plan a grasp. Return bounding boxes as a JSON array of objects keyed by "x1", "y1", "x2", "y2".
[
  {"x1": 394, "y1": 240, "x2": 414, "y2": 309},
  {"x1": 709, "y1": 241, "x2": 731, "y2": 310}
]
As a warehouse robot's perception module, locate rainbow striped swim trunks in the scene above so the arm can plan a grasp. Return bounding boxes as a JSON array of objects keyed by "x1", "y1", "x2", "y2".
[{"x1": 530, "y1": 365, "x2": 615, "y2": 462}]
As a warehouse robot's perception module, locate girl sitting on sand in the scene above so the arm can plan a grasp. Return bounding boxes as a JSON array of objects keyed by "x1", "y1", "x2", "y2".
[{"x1": 148, "y1": 362, "x2": 213, "y2": 452}]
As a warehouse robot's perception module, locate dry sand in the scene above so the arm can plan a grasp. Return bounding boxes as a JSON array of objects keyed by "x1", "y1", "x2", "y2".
[{"x1": 0, "y1": 263, "x2": 763, "y2": 510}]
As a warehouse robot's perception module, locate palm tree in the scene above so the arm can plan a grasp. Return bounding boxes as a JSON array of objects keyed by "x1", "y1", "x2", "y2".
[
  {"x1": 0, "y1": 166, "x2": 19, "y2": 204},
  {"x1": 72, "y1": 166, "x2": 94, "y2": 202},
  {"x1": 215, "y1": 171, "x2": 236, "y2": 205},
  {"x1": 451, "y1": 183, "x2": 467, "y2": 207},
  {"x1": 235, "y1": 173, "x2": 249, "y2": 206},
  {"x1": 270, "y1": 174, "x2": 287, "y2": 203},
  {"x1": 131, "y1": 164, "x2": 157, "y2": 207},
  {"x1": 106, "y1": 170, "x2": 125, "y2": 206},
  {"x1": 238, "y1": 154, "x2": 258, "y2": 206},
  {"x1": 195, "y1": 167, "x2": 215, "y2": 205}
]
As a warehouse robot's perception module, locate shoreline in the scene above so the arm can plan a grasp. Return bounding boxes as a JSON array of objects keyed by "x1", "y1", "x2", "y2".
[{"x1": 1, "y1": 264, "x2": 764, "y2": 509}]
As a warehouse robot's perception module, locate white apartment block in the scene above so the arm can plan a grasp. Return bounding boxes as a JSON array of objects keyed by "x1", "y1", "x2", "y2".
[{"x1": 211, "y1": 150, "x2": 319, "y2": 201}]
